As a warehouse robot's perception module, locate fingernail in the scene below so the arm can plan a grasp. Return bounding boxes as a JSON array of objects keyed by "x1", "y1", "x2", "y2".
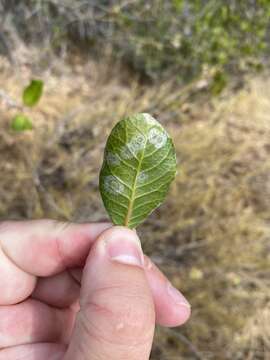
[
  {"x1": 167, "y1": 283, "x2": 191, "y2": 308},
  {"x1": 106, "y1": 232, "x2": 144, "y2": 267}
]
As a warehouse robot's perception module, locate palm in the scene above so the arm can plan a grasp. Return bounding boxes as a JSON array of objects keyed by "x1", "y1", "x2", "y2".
[
  {"x1": 0, "y1": 221, "x2": 93, "y2": 359},
  {"x1": 0, "y1": 220, "x2": 190, "y2": 360},
  {"x1": 5, "y1": 277, "x2": 83, "y2": 359}
]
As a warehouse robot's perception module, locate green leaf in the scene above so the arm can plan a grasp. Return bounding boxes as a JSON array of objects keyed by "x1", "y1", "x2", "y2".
[
  {"x1": 99, "y1": 113, "x2": 177, "y2": 228},
  {"x1": 11, "y1": 114, "x2": 33, "y2": 132},
  {"x1": 210, "y1": 71, "x2": 227, "y2": 95},
  {"x1": 23, "y1": 79, "x2": 44, "y2": 107}
]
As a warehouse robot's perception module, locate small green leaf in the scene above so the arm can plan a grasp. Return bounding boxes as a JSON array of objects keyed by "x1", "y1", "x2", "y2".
[
  {"x1": 99, "y1": 113, "x2": 177, "y2": 228},
  {"x1": 210, "y1": 71, "x2": 227, "y2": 95},
  {"x1": 23, "y1": 79, "x2": 44, "y2": 107},
  {"x1": 11, "y1": 114, "x2": 33, "y2": 132}
]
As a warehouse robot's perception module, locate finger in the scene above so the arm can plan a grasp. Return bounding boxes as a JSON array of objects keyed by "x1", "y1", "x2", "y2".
[
  {"x1": 144, "y1": 256, "x2": 191, "y2": 327},
  {"x1": 0, "y1": 220, "x2": 111, "y2": 275},
  {"x1": 67, "y1": 261, "x2": 191, "y2": 327},
  {"x1": 0, "y1": 220, "x2": 110, "y2": 305},
  {"x1": 0, "y1": 299, "x2": 75, "y2": 348},
  {"x1": 69, "y1": 267, "x2": 82, "y2": 283},
  {"x1": 33, "y1": 258, "x2": 190, "y2": 327},
  {"x1": 0, "y1": 246, "x2": 36, "y2": 305},
  {"x1": 32, "y1": 270, "x2": 80, "y2": 308},
  {"x1": 64, "y1": 226, "x2": 155, "y2": 360},
  {"x1": 0, "y1": 343, "x2": 66, "y2": 360}
]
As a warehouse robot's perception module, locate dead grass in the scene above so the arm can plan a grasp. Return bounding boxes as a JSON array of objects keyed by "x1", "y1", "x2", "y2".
[{"x1": 0, "y1": 51, "x2": 269, "y2": 359}]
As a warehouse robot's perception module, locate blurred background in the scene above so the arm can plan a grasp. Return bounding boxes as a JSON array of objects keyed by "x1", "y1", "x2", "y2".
[{"x1": 0, "y1": 1, "x2": 270, "y2": 359}]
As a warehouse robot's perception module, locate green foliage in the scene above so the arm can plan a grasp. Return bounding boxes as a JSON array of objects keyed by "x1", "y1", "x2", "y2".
[
  {"x1": 99, "y1": 113, "x2": 177, "y2": 228},
  {"x1": 3, "y1": 1, "x2": 270, "y2": 90},
  {"x1": 210, "y1": 71, "x2": 228, "y2": 95},
  {"x1": 23, "y1": 79, "x2": 44, "y2": 107},
  {"x1": 109, "y1": 0, "x2": 270, "y2": 84},
  {"x1": 9, "y1": 78, "x2": 44, "y2": 131},
  {"x1": 11, "y1": 114, "x2": 33, "y2": 132}
]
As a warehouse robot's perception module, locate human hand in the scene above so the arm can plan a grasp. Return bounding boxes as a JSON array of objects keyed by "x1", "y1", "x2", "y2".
[{"x1": 0, "y1": 220, "x2": 190, "y2": 359}]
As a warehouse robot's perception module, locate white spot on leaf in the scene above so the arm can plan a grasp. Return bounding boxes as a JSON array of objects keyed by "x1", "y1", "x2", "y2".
[
  {"x1": 120, "y1": 134, "x2": 146, "y2": 159},
  {"x1": 142, "y1": 113, "x2": 157, "y2": 126},
  {"x1": 120, "y1": 145, "x2": 133, "y2": 159},
  {"x1": 106, "y1": 152, "x2": 120, "y2": 166},
  {"x1": 129, "y1": 134, "x2": 145, "y2": 153},
  {"x1": 104, "y1": 175, "x2": 124, "y2": 194},
  {"x1": 148, "y1": 127, "x2": 167, "y2": 149},
  {"x1": 137, "y1": 171, "x2": 148, "y2": 184}
]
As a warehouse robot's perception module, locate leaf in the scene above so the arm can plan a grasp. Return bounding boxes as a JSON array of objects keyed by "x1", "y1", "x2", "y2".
[
  {"x1": 11, "y1": 114, "x2": 33, "y2": 132},
  {"x1": 23, "y1": 79, "x2": 44, "y2": 107},
  {"x1": 210, "y1": 71, "x2": 227, "y2": 95},
  {"x1": 99, "y1": 113, "x2": 177, "y2": 228}
]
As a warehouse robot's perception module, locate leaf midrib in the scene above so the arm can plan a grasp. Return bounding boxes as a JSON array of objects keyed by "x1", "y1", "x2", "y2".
[{"x1": 124, "y1": 136, "x2": 147, "y2": 227}]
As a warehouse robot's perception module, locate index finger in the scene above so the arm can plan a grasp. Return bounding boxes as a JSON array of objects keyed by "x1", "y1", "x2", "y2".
[{"x1": 0, "y1": 220, "x2": 110, "y2": 305}]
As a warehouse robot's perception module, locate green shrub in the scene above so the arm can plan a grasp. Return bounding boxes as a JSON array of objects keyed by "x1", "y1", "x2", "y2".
[
  {"x1": 10, "y1": 79, "x2": 44, "y2": 132},
  {"x1": 1, "y1": 0, "x2": 270, "y2": 88},
  {"x1": 109, "y1": 0, "x2": 270, "y2": 85}
]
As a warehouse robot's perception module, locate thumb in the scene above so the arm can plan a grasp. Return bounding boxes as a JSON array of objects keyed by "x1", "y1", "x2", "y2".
[{"x1": 64, "y1": 226, "x2": 155, "y2": 360}]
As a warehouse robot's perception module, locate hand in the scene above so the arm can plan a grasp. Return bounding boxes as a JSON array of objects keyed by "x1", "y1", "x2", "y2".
[{"x1": 0, "y1": 220, "x2": 190, "y2": 360}]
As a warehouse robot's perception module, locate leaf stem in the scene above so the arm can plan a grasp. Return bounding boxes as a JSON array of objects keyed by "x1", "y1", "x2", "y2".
[{"x1": 124, "y1": 140, "x2": 147, "y2": 227}]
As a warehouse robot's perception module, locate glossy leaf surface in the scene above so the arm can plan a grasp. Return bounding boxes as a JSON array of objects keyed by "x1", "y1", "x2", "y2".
[{"x1": 99, "y1": 113, "x2": 177, "y2": 228}]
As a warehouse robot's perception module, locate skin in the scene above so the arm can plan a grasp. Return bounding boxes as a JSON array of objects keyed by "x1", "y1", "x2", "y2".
[{"x1": 0, "y1": 220, "x2": 190, "y2": 359}]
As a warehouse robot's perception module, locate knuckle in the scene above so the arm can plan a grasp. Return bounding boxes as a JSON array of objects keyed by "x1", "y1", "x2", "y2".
[{"x1": 81, "y1": 284, "x2": 155, "y2": 346}]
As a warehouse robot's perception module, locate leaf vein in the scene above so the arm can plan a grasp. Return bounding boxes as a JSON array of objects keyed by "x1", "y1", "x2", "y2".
[
  {"x1": 132, "y1": 200, "x2": 159, "y2": 213},
  {"x1": 130, "y1": 121, "x2": 148, "y2": 140},
  {"x1": 134, "y1": 183, "x2": 167, "y2": 201},
  {"x1": 115, "y1": 154, "x2": 137, "y2": 171},
  {"x1": 109, "y1": 209, "x2": 125, "y2": 219},
  {"x1": 143, "y1": 147, "x2": 171, "y2": 172},
  {"x1": 106, "y1": 165, "x2": 133, "y2": 191},
  {"x1": 102, "y1": 193, "x2": 128, "y2": 210},
  {"x1": 137, "y1": 169, "x2": 174, "y2": 189},
  {"x1": 143, "y1": 146, "x2": 160, "y2": 159}
]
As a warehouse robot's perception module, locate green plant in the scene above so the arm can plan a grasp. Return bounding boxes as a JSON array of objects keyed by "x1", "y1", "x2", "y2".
[
  {"x1": 11, "y1": 114, "x2": 33, "y2": 131},
  {"x1": 114, "y1": 1, "x2": 270, "y2": 82},
  {"x1": 99, "y1": 113, "x2": 177, "y2": 228},
  {"x1": 2, "y1": 1, "x2": 270, "y2": 92},
  {"x1": 23, "y1": 79, "x2": 43, "y2": 107},
  {"x1": 11, "y1": 79, "x2": 44, "y2": 132}
]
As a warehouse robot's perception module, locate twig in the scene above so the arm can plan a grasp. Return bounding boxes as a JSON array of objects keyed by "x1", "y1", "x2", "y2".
[{"x1": 33, "y1": 174, "x2": 71, "y2": 220}]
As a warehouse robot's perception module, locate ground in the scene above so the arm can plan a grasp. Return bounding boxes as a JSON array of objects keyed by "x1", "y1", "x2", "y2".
[{"x1": 0, "y1": 51, "x2": 269, "y2": 359}]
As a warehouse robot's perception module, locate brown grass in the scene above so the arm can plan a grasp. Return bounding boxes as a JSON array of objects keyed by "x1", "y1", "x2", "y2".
[{"x1": 0, "y1": 50, "x2": 269, "y2": 359}]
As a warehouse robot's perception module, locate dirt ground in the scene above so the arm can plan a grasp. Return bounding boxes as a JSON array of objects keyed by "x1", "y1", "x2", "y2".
[{"x1": 0, "y1": 51, "x2": 270, "y2": 359}]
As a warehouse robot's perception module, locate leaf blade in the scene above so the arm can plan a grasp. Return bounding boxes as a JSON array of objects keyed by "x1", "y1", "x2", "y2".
[
  {"x1": 23, "y1": 79, "x2": 44, "y2": 107},
  {"x1": 11, "y1": 114, "x2": 33, "y2": 132},
  {"x1": 99, "y1": 113, "x2": 177, "y2": 228}
]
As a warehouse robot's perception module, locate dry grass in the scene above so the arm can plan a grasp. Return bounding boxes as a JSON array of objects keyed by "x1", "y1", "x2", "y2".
[{"x1": 0, "y1": 50, "x2": 269, "y2": 359}]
